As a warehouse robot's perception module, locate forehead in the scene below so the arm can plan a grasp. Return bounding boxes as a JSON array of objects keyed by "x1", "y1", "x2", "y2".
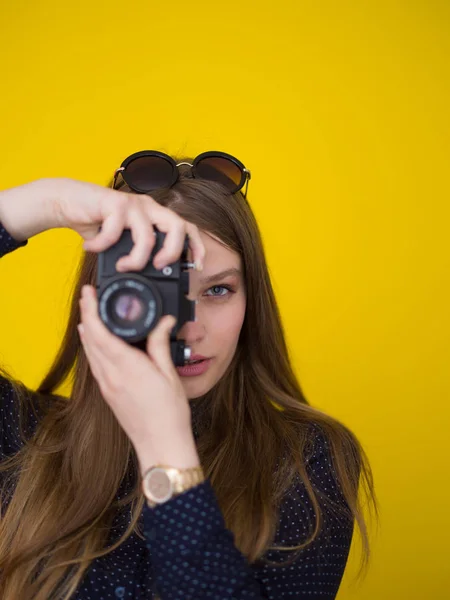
[{"x1": 188, "y1": 230, "x2": 241, "y2": 269}]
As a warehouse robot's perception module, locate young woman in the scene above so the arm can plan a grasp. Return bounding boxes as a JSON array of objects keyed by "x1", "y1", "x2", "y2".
[{"x1": 0, "y1": 150, "x2": 378, "y2": 600}]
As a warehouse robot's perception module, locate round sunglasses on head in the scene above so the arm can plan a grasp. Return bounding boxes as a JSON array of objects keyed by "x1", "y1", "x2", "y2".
[{"x1": 112, "y1": 150, "x2": 251, "y2": 198}]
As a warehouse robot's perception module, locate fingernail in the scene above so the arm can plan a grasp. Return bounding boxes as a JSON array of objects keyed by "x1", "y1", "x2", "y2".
[
  {"x1": 77, "y1": 324, "x2": 85, "y2": 336},
  {"x1": 196, "y1": 261, "x2": 203, "y2": 272}
]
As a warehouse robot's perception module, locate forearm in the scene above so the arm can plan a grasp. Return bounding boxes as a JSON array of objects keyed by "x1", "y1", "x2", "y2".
[{"x1": 0, "y1": 178, "x2": 62, "y2": 241}]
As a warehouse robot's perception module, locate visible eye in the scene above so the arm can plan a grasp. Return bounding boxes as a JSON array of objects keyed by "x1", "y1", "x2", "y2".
[{"x1": 204, "y1": 284, "x2": 235, "y2": 299}]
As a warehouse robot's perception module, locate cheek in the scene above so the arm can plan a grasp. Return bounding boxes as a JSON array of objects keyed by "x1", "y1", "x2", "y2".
[{"x1": 208, "y1": 298, "x2": 246, "y2": 350}]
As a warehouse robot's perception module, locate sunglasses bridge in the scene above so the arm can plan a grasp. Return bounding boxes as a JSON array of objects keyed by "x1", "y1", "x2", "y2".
[{"x1": 115, "y1": 162, "x2": 250, "y2": 175}]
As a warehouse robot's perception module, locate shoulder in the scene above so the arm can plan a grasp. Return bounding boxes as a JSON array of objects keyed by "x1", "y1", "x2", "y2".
[
  {"x1": 303, "y1": 421, "x2": 362, "y2": 524},
  {"x1": 274, "y1": 422, "x2": 355, "y2": 541},
  {"x1": 305, "y1": 422, "x2": 338, "y2": 474},
  {"x1": 306, "y1": 423, "x2": 344, "y2": 494},
  {"x1": 275, "y1": 421, "x2": 356, "y2": 523},
  {"x1": 258, "y1": 424, "x2": 356, "y2": 593}
]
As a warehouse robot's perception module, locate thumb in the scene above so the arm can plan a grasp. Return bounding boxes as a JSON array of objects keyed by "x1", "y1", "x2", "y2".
[{"x1": 146, "y1": 314, "x2": 177, "y2": 377}]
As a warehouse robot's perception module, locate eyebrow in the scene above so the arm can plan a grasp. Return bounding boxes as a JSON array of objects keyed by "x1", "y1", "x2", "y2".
[{"x1": 199, "y1": 268, "x2": 242, "y2": 284}]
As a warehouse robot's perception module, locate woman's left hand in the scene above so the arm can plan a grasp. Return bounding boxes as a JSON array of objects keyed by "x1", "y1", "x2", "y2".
[{"x1": 78, "y1": 285, "x2": 195, "y2": 472}]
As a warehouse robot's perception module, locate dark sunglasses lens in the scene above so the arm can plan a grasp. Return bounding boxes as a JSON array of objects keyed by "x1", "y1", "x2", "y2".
[
  {"x1": 125, "y1": 156, "x2": 174, "y2": 191},
  {"x1": 195, "y1": 157, "x2": 243, "y2": 192}
]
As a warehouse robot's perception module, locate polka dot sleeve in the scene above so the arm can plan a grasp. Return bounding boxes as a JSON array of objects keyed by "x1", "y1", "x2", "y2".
[
  {"x1": 0, "y1": 221, "x2": 29, "y2": 256},
  {"x1": 0, "y1": 221, "x2": 30, "y2": 466},
  {"x1": 142, "y1": 428, "x2": 355, "y2": 599}
]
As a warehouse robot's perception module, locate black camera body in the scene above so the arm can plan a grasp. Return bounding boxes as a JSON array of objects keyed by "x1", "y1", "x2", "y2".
[{"x1": 95, "y1": 227, "x2": 195, "y2": 366}]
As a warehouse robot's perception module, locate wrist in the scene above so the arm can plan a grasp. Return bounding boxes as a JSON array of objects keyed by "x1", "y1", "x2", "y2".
[
  {"x1": 0, "y1": 178, "x2": 63, "y2": 241},
  {"x1": 136, "y1": 430, "x2": 200, "y2": 478}
]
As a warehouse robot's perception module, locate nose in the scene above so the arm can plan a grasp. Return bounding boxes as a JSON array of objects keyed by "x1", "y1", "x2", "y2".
[{"x1": 176, "y1": 318, "x2": 205, "y2": 347}]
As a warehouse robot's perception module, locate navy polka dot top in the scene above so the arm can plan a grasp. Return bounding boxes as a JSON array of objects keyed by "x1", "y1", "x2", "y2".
[{"x1": 0, "y1": 222, "x2": 355, "y2": 599}]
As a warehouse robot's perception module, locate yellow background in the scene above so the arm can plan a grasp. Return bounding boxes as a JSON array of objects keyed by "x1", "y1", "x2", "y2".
[{"x1": 0, "y1": 1, "x2": 449, "y2": 598}]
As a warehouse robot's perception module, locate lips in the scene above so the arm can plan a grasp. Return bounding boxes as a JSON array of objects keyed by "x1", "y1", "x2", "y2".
[
  {"x1": 187, "y1": 354, "x2": 210, "y2": 364},
  {"x1": 176, "y1": 357, "x2": 213, "y2": 377}
]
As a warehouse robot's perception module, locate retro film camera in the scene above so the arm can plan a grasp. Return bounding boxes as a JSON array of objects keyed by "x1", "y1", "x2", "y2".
[{"x1": 95, "y1": 226, "x2": 195, "y2": 366}]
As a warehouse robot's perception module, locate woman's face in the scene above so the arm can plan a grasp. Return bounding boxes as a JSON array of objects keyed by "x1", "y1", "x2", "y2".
[{"x1": 176, "y1": 230, "x2": 246, "y2": 400}]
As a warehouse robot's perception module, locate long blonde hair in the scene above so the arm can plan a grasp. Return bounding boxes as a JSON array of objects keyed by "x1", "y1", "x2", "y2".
[{"x1": 0, "y1": 163, "x2": 379, "y2": 599}]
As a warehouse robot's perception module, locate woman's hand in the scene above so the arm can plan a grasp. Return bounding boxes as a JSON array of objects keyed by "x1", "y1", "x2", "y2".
[
  {"x1": 0, "y1": 177, "x2": 206, "y2": 271},
  {"x1": 78, "y1": 277, "x2": 199, "y2": 476},
  {"x1": 52, "y1": 178, "x2": 205, "y2": 272}
]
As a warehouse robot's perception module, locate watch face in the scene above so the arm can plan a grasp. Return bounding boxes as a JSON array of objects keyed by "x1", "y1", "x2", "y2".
[{"x1": 146, "y1": 468, "x2": 173, "y2": 502}]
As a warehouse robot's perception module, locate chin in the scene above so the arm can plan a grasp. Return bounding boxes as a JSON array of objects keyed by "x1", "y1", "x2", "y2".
[
  {"x1": 183, "y1": 375, "x2": 218, "y2": 401},
  {"x1": 185, "y1": 382, "x2": 213, "y2": 401}
]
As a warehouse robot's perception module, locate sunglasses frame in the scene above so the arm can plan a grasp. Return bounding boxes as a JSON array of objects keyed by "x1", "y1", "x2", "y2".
[{"x1": 112, "y1": 150, "x2": 251, "y2": 198}]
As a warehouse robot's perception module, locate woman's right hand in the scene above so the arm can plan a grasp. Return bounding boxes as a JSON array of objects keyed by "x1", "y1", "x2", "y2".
[{"x1": 0, "y1": 177, "x2": 205, "y2": 272}]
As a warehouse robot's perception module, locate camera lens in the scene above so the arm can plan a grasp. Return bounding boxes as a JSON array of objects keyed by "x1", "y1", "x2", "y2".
[
  {"x1": 98, "y1": 275, "x2": 162, "y2": 343},
  {"x1": 107, "y1": 287, "x2": 156, "y2": 329},
  {"x1": 112, "y1": 292, "x2": 145, "y2": 323}
]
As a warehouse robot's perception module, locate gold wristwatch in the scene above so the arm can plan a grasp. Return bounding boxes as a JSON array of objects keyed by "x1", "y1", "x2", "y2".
[{"x1": 142, "y1": 464, "x2": 205, "y2": 508}]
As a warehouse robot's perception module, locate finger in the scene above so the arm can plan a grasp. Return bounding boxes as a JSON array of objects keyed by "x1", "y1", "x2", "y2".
[
  {"x1": 79, "y1": 286, "x2": 128, "y2": 362},
  {"x1": 152, "y1": 218, "x2": 186, "y2": 269},
  {"x1": 82, "y1": 194, "x2": 157, "y2": 274},
  {"x1": 185, "y1": 222, "x2": 206, "y2": 272},
  {"x1": 117, "y1": 207, "x2": 157, "y2": 272},
  {"x1": 146, "y1": 314, "x2": 177, "y2": 379},
  {"x1": 78, "y1": 321, "x2": 108, "y2": 384},
  {"x1": 79, "y1": 289, "x2": 155, "y2": 398},
  {"x1": 153, "y1": 217, "x2": 205, "y2": 272},
  {"x1": 82, "y1": 195, "x2": 128, "y2": 252}
]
